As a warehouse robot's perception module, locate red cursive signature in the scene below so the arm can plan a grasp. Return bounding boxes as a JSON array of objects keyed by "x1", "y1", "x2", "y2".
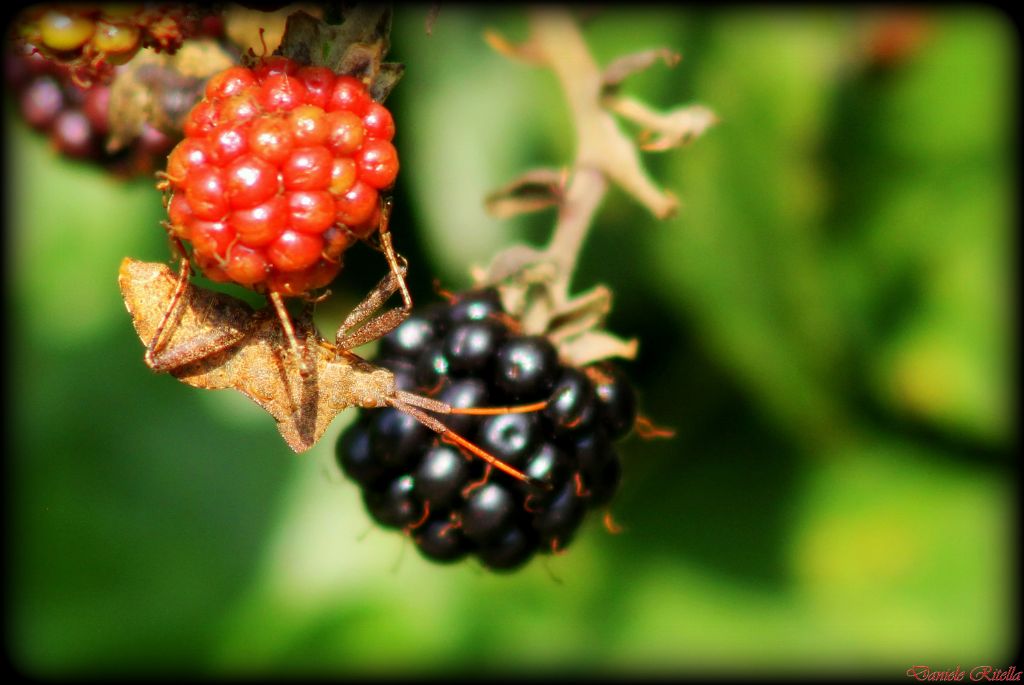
[{"x1": 906, "y1": 666, "x2": 1022, "y2": 682}]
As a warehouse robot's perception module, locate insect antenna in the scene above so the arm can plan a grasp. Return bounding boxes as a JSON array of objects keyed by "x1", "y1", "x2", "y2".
[
  {"x1": 386, "y1": 392, "x2": 552, "y2": 491},
  {"x1": 392, "y1": 389, "x2": 547, "y2": 416}
]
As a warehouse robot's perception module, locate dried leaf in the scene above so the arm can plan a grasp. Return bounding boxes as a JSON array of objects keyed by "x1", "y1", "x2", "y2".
[
  {"x1": 558, "y1": 330, "x2": 639, "y2": 367},
  {"x1": 604, "y1": 95, "x2": 716, "y2": 150},
  {"x1": 546, "y1": 284, "x2": 613, "y2": 340},
  {"x1": 484, "y1": 168, "x2": 567, "y2": 219},
  {"x1": 274, "y1": 7, "x2": 404, "y2": 100},
  {"x1": 474, "y1": 244, "x2": 551, "y2": 291},
  {"x1": 601, "y1": 48, "x2": 680, "y2": 90},
  {"x1": 119, "y1": 258, "x2": 396, "y2": 453}
]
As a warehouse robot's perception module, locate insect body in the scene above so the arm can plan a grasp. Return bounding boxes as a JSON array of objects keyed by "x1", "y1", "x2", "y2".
[{"x1": 119, "y1": 256, "x2": 543, "y2": 485}]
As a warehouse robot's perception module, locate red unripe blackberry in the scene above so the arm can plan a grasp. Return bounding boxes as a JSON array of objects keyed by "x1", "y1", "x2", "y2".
[
  {"x1": 322, "y1": 226, "x2": 358, "y2": 261},
  {"x1": 195, "y1": 253, "x2": 230, "y2": 283},
  {"x1": 161, "y1": 56, "x2": 399, "y2": 296},
  {"x1": 218, "y1": 92, "x2": 261, "y2": 126},
  {"x1": 266, "y1": 259, "x2": 338, "y2": 297}
]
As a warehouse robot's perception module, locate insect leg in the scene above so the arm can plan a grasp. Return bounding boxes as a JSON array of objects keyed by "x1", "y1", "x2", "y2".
[
  {"x1": 144, "y1": 256, "x2": 192, "y2": 372},
  {"x1": 269, "y1": 290, "x2": 313, "y2": 377},
  {"x1": 334, "y1": 198, "x2": 414, "y2": 352}
]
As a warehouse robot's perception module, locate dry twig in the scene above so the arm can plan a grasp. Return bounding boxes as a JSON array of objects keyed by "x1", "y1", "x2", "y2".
[{"x1": 477, "y1": 7, "x2": 713, "y2": 366}]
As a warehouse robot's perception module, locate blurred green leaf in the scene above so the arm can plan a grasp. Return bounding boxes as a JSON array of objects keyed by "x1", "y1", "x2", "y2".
[
  {"x1": 6, "y1": 6, "x2": 1015, "y2": 678},
  {"x1": 652, "y1": 13, "x2": 854, "y2": 447}
]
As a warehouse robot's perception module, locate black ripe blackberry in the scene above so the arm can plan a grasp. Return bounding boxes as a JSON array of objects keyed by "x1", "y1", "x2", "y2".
[{"x1": 335, "y1": 288, "x2": 640, "y2": 572}]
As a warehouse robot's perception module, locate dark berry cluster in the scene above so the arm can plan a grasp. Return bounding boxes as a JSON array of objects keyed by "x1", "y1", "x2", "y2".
[
  {"x1": 335, "y1": 289, "x2": 637, "y2": 572},
  {"x1": 162, "y1": 56, "x2": 399, "y2": 297},
  {"x1": 4, "y1": 44, "x2": 175, "y2": 173}
]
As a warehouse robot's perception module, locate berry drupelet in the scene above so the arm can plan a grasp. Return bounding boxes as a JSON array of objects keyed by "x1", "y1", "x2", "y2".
[{"x1": 336, "y1": 288, "x2": 638, "y2": 572}]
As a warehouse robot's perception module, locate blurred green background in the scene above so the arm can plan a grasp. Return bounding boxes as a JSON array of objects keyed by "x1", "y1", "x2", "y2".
[{"x1": 6, "y1": 6, "x2": 1017, "y2": 678}]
